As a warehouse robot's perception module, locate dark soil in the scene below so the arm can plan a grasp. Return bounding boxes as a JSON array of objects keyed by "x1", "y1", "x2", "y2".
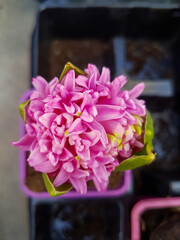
[
  {"x1": 141, "y1": 207, "x2": 180, "y2": 240},
  {"x1": 38, "y1": 38, "x2": 115, "y2": 81},
  {"x1": 34, "y1": 200, "x2": 121, "y2": 240},
  {"x1": 125, "y1": 40, "x2": 173, "y2": 80}
]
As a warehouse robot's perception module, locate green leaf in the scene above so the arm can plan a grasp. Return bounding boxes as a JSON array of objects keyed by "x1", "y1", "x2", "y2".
[
  {"x1": 146, "y1": 141, "x2": 154, "y2": 155},
  {"x1": 144, "y1": 110, "x2": 154, "y2": 144},
  {"x1": 115, "y1": 153, "x2": 155, "y2": 172},
  {"x1": 59, "y1": 62, "x2": 87, "y2": 82},
  {"x1": 42, "y1": 173, "x2": 72, "y2": 197},
  {"x1": 19, "y1": 99, "x2": 30, "y2": 123}
]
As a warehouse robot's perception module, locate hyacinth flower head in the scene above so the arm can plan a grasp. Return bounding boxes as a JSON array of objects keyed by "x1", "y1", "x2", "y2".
[{"x1": 12, "y1": 62, "x2": 155, "y2": 196}]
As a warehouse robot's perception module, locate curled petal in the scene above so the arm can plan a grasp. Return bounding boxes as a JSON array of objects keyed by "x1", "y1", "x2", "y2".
[
  {"x1": 77, "y1": 148, "x2": 90, "y2": 161},
  {"x1": 86, "y1": 120, "x2": 108, "y2": 147},
  {"x1": 32, "y1": 76, "x2": 48, "y2": 98},
  {"x1": 39, "y1": 139, "x2": 51, "y2": 153},
  {"x1": 100, "y1": 120, "x2": 124, "y2": 136},
  {"x1": 59, "y1": 148, "x2": 74, "y2": 161},
  {"x1": 71, "y1": 169, "x2": 90, "y2": 178},
  {"x1": 63, "y1": 162, "x2": 74, "y2": 173},
  {"x1": 70, "y1": 177, "x2": 87, "y2": 194},
  {"x1": 83, "y1": 130, "x2": 101, "y2": 146},
  {"x1": 85, "y1": 64, "x2": 100, "y2": 79},
  {"x1": 27, "y1": 148, "x2": 47, "y2": 166},
  {"x1": 76, "y1": 75, "x2": 88, "y2": 88},
  {"x1": 39, "y1": 113, "x2": 56, "y2": 128},
  {"x1": 93, "y1": 164, "x2": 109, "y2": 183},
  {"x1": 99, "y1": 67, "x2": 110, "y2": 84},
  {"x1": 88, "y1": 73, "x2": 96, "y2": 89},
  {"x1": 67, "y1": 118, "x2": 86, "y2": 136},
  {"x1": 48, "y1": 152, "x2": 59, "y2": 166},
  {"x1": 53, "y1": 168, "x2": 70, "y2": 187},
  {"x1": 62, "y1": 70, "x2": 75, "y2": 92},
  {"x1": 34, "y1": 161, "x2": 59, "y2": 173},
  {"x1": 12, "y1": 134, "x2": 35, "y2": 151},
  {"x1": 48, "y1": 77, "x2": 58, "y2": 93},
  {"x1": 129, "y1": 83, "x2": 145, "y2": 98},
  {"x1": 95, "y1": 105, "x2": 124, "y2": 121},
  {"x1": 81, "y1": 109, "x2": 93, "y2": 122},
  {"x1": 93, "y1": 176, "x2": 108, "y2": 192}
]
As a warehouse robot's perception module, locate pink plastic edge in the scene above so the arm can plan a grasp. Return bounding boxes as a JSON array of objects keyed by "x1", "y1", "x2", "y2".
[
  {"x1": 19, "y1": 89, "x2": 132, "y2": 199},
  {"x1": 131, "y1": 197, "x2": 180, "y2": 240}
]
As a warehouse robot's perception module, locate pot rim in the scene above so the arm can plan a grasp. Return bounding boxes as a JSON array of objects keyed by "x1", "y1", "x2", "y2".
[{"x1": 131, "y1": 197, "x2": 180, "y2": 240}]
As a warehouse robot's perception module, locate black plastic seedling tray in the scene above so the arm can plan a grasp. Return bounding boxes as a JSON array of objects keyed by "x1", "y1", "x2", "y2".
[
  {"x1": 30, "y1": 3, "x2": 180, "y2": 240},
  {"x1": 29, "y1": 198, "x2": 124, "y2": 240}
]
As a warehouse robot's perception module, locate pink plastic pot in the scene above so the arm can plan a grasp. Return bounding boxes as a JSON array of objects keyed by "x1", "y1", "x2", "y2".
[
  {"x1": 19, "y1": 90, "x2": 132, "y2": 199},
  {"x1": 131, "y1": 197, "x2": 180, "y2": 240}
]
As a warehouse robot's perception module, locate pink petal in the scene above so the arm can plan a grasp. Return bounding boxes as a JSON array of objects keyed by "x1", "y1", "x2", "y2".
[
  {"x1": 81, "y1": 93, "x2": 93, "y2": 110},
  {"x1": 39, "y1": 139, "x2": 51, "y2": 153},
  {"x1": 59, "y1": 85, "x2": 68, "y2": 101},
  {"x1": 86, "y1": 120, "x2": 108, "y2": 147},
  {"x1": 53, "y1": 167, "x2": 70, "y2": 187},
  {"x1": 34, "y1": 161, "x2": 59, "y2": 173},
  {"x1": 126, "y1": 99, "x2": 136, "y2": 109},
  {"x1": 93, "y1": 176, "x2": 108, "y2": 192},
  {"x1": 86, "y1": 64, "x2": 100, "y2": 79},
  {"x1": 59, "y1": 148, "x2": 74, "y2": 161},
  {"x1": 62, "y1": 70, "x2": 75, "y2": 92},
  {"x1": 75, "y1": 75, "x2": 88, "y2": 88},
  {"x1": 83, "y1": 130, "x2": 101, "y2": 146},
  {"x1": 99, "y1": 67, "x2": 110, "y2": 84},
  {"x1": 124, "y1": 111, "x2": 137, "y2": 125},
  {"x1": 32, "y1": 76, "x2": 48, "y2": 98},
  {"x1": 81, "y1": 108, "x2": 93, "y2": 122},
  {"x1": 51, "y1": 122, "x2": 65, "y2": 137},
  {"x1": 96, "y1": 155, "x2": 115, "y2": 165},
  {"x1": 88, "y1": 73, "x2": 96, "y2": 89},
  {"x1": 12, "y1": 134, "x2": 35, "y2": 150},
  {"x1": 29, "y1": 100, "x2": 44, "y2": 112},
  {"x1": 95, "y1": 105, "x2": 124, "y2": 121},
  {"x1": 133, "y1": 140, "x2": 144, "y2": 148},
  {"x1": 27, "y1": 148, "x2": 47, "y2": 166},
  {"x1": 39, "y1": 113, "x2": 56, "y2": 128},
  {"x1": 112, "y1": 75, "x2": 127, "y2": 95},
  {"x1": 70, "y1": 92, "x2": 84, "y2": 101},
  {"x1": 69, "y1": 177, "x2": 87, "y2": 194},
  {"x1": 63, "y1": 103, "x2": 75, "y2": 114},
  {"x1": 26, "y1": 123, "x2": 37, "y2": 136},
  {"x1": 63, "y1": 162, "x2": 74, "y2": 173},
  {"x1": 45, "y1": 98, "x2": 63, "y2": 110},
  {"x1": 77, "y1": 148, "x2": 90, "y2": 161},
  {"x1": 93, "y1": 164, "x2": 108, "y2": 183},
  {"x1": 48, "y1": 77, "x2": 58, "y2": 93},
  {"x1": 129, "y1": 83, "x2": 145, "y2": 98},
  {"x1": 71, "y1": 169, "x2": 90, "y2": 178},
  {"x1": 48, "y1": 152, "x2": 59, "y2": 166},
  {"x1": 61, "y1": 113, "x2": 74, "y2": 128},
  {"x1": 100, "y1": 120, "x2": 124, "y2": 136},
  {"x1": 53, "y1": 136, "x2": 66, "y2": 150},
  {"x1": 67, "y1": 118, "x2": 86, "y2": 136}
]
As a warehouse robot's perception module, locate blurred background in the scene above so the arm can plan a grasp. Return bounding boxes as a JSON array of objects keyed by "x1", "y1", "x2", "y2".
[
  {"x1": 0, "y1": 0, "x2": 38, "y2": 239},
  {"x1": 0, "y1": 0, "x2": 180, "y2": 240}
]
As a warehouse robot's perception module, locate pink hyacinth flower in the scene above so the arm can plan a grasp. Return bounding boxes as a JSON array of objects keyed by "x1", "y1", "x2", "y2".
[{"x1": 12, "y1": 64, "x2": 147, "y2": 194}]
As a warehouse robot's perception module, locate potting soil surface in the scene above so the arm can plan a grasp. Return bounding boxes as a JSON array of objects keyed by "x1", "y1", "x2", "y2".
[
  {"x1": 38, "y1": 39, "x2": 115, "y2": 81},
  {"x1": 141, "y1": 208, "x2": 180, "y2": 240}
]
